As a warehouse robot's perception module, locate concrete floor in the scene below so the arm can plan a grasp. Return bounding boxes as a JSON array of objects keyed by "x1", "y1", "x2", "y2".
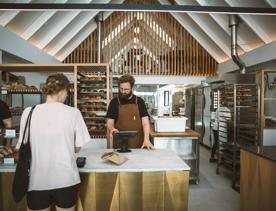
[{"x1": 188, "y1": 146, "x2": 240, "y2": 211}]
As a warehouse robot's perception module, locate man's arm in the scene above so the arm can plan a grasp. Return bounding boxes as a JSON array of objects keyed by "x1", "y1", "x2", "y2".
[
  {"x1": 3, "y1": 117, "x2": 12, "y2": 128},
  {"x1": 3, "y1": 117, "x2": 13, "y2": 147},
  {"x1": 107, "y1": 118, "x2": 118, "y2": 137},
  {"x1": 140, "y1": 116, "x2": 154, "y2": 150}
]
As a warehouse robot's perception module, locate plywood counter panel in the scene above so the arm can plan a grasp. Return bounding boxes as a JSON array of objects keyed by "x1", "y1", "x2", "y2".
[{"x1": 240, "y1": 147, "x2": 276, "y2": 211}]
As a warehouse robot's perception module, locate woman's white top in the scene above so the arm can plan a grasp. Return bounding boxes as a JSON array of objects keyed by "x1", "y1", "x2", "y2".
[{"x1": 16, "y1": 102, "x2": 90, "y2": 191}]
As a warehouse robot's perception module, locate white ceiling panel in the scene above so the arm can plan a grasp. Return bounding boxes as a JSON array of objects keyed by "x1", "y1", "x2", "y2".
[
  {"x1": 45, "y1": 11, "x2": 99, "y2": 56},
  {"x1": 0, "y1": 0, "x2": 31, "y2": 27},
  {"x1": 0, "y1": 0, "x2": 275, "y2": 66},
  {"x1": 195, "y1": 0, "x2": 264, "y2": 52},
  {"x1": 225, "y1": 0, "x2": 276, "y2": 44},
  {"x1": 171, "y1": 12, "x2": 229, "y2": 63},
  {"x1": 45, "y1": 0, "x2": 112, "y2": 56},
  {"x1": 6, "y1": 11, "x2": 43, "y2": 35},
  {"x1": 21, "y1": 0, "x2": 69, "y2": 40},
  {"x1": 29, "y1": 11, "x2": 81, "y2": 48}
]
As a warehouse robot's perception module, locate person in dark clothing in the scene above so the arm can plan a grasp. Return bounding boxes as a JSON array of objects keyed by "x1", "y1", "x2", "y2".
[
  {"x1": 0, "y1": 100, "x2": 12, "y2": 146},
  {"x1": 106, "y1": 74, "x2": 154, "y2": 150},
  {"x1": 210, "y1": 109, "x2": 218, "y2": 162}
]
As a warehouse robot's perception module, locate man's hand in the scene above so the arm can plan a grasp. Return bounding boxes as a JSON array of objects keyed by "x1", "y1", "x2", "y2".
[
  {"x1": 141, "y1": 139, "x2": 155, "y2": 150},
  {"x1": 109, "y1": 128, "x2": 119, "y2": 138}
]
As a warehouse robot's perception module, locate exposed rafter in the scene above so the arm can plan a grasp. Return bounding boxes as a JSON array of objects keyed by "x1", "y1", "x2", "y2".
[
  {"x1": 195, "y1": 0, "x2": 260, "y2": 53},
  {"x1": 55, "y1": 12, "x2": 113, "y2": 61},
  {"x1": 55, "y1": 0, "x2": 125, "y2": 61},
  {"x1": 1, "y1": 2, "x2": 276, "y2": 15},
  {"x1": 0, "y1": 25, "x2": 60, "y2": 64},
  {"x1": 46, "y1": 11, "x2": 99, "y2": 56},
  {"x1": 224, "y1": 0, "x2": 275, "y2": 44},
  {"x1": 0, "y1": 0, "x2": 31, "y2": 27},
  {"x1": 0, "y1": 0, "x2": 275, "y2": 68},
  {"x1": 159, "y1": 0, "x2": 228, "y2": 63},
  {"x1": 265, "y1": 0, "x2": 276, "y2": 7},
  {"x1": 218, "y1": 40, "x2": 276, "y2": 74},
  {"x1": 173, "y1": 0, "x2": 232, "y2": 57},
  {"x1": 21, "y1": 0, "x2": 69, "y2": 40},
  {"x1": 32, "y1": 11, "x2": 81, "y2": 49}
]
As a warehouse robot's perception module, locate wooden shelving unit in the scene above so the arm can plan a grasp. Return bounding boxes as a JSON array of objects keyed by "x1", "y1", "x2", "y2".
[
  {"x1": 0, "y1": 63, "x2": 111, "y2": 139},
  {"x1": 76, "y1": 64, "x2": 111, "y2": 138}
]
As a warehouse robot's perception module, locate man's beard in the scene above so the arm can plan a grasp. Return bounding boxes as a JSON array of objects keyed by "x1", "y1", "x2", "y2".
[{"x1": 119, "y1": 91, "x2": 132, "y2": 101}]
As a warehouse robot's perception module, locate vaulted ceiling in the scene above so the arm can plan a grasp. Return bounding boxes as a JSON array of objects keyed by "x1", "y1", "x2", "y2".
[{"x1": 0, "y1": 0, "x2": 276, "y2": 70}]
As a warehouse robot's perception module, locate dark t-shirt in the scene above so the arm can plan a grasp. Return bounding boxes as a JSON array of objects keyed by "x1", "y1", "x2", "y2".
[
  {"x1": 0, "y1": 100, "x2": 12, "y2": 128},
  {"x1": 107, "y1": 95, "x2": 149, "y2": 121}
]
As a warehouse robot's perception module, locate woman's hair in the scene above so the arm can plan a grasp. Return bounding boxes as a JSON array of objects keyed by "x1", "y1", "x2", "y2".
[
  {"x1": 118, "y1": 74, "x2": 135, "y2": 88},
  {"x1": 42, "y1": 73, "x2": 70, "y2": 95}
]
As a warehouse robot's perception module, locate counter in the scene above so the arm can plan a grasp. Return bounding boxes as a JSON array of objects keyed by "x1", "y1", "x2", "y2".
[
  {"x1": 150, "y1": 127, "x2": 200, "y2": 184},
  {"x1": 0, "y1": 148, "x2": 190, "y2": 211},
  {"x1": 240, "y1": 146, "x2": 276, "y2": 211},
  {"x1": 150, "y1": 128, "x2": 200, "y2": 138},
  {"x1": 240, "y1": 145, "x2": 276, "y2": 163}
]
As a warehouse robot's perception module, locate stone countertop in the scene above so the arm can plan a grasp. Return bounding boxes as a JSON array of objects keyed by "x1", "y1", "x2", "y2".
[
  {"x1": 240, "y1": 145, "x2": 276, "y2": 163},
  {"x1": 77, "y1": 148, "x2": 190, "y2": 173},
  {"x1": 0, "y1": 148, "x2": 190, "y2": 173}
]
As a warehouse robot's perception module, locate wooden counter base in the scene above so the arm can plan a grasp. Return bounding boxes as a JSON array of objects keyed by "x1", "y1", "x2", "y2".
[{"x1": 240, "y1": 149, "x2": 276, "y2": 211}]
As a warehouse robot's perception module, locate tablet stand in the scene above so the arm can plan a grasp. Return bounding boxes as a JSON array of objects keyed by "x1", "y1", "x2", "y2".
[{"x1": 113, "y1": 131, "x2": 138, "y2": 153}]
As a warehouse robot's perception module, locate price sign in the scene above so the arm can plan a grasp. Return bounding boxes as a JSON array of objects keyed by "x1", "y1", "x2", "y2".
[
  {"x1": 4, "y1": 129, "x2": 16, "y2": 138},
  {"x1": 1, "y1": 89, "x2": 7, "y2": 94}
]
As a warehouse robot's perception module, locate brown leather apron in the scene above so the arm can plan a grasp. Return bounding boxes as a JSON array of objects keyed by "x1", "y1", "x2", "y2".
[{"x1": 113, "y1": 96, "x2": 144, "y2": 148}]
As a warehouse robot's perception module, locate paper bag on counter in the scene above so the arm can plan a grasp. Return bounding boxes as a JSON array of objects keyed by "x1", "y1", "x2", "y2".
[{"x1": 101, "y1": 151, "x2": 128, "y2": 165}]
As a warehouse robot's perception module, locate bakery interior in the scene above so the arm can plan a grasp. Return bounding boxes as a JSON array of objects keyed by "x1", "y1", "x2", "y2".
[{"x1": 0, "y1": 1, "x2": 276, "y2": 211}]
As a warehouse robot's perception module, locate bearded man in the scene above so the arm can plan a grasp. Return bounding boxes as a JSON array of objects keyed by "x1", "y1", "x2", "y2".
[{"x1": 106, "y1": 74, "x2": 154, "y2": 150}]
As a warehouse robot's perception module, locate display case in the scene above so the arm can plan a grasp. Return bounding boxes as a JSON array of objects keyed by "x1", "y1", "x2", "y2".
[
  {"x1": 76, "y1": 64, "x2": 111, "y2": 138},
  {"x1": 216, "y1": 83, "x2": 259, "y2": 191}
]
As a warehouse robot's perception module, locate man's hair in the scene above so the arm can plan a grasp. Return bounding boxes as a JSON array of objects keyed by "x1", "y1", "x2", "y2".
[{"x1": 118, "y1": 74, "x2": 135, "y2": 88}]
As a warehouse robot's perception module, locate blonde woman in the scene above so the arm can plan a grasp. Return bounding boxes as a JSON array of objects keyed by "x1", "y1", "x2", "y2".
[{"x1": 16, "y1": 73, "x2": 90, "y2": 211}]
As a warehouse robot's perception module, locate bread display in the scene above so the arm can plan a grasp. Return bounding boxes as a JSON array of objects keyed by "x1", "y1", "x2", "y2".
[{"x1": 77, "y1": 70, "x2": 109, "y2": 138}]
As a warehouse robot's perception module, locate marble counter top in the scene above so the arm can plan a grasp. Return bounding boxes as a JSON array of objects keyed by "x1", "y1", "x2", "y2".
[
  {"x1": 78, "y1": 148, "x2": 190, "y2": 173},
  {"x1": 0, "y1": 148, "x2": 190, "y2": 173},
  {"x1": 241, "y1": 146, "x2": 276, "y2": 163}
]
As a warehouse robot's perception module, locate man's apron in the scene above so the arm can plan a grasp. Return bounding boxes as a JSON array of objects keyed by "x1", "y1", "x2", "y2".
[{"x1": 113, "y1": 96, "x2": 144, "y2": 148}]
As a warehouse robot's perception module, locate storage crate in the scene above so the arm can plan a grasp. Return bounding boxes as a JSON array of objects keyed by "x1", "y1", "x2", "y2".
[{"x1": 154, "y1": 117, "x2": 187, "y2": 132}]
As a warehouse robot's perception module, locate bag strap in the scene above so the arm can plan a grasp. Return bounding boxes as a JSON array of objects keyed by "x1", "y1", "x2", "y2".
[{"x1": 21, "y1": 106, "x2": 36, "y2": 145}]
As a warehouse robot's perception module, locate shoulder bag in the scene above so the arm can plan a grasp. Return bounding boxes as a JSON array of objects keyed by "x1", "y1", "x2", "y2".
[{"x1": 12, "y1": 106, "x2": 36, "y2": 202}]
